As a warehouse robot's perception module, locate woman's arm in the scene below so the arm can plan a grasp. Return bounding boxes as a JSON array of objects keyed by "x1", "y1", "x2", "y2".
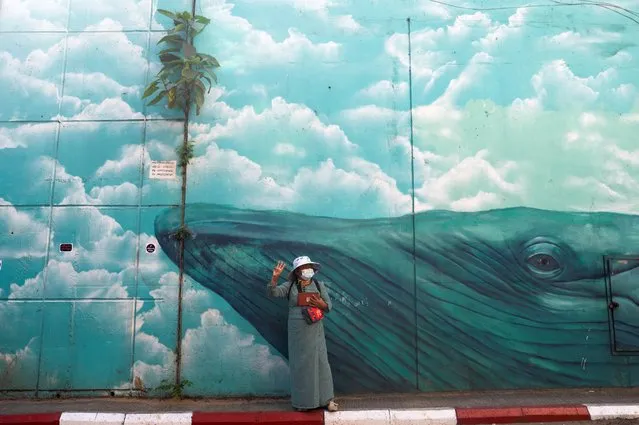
[{"x1": 267, "y1": 279, "x2": 292, "y2": 298}]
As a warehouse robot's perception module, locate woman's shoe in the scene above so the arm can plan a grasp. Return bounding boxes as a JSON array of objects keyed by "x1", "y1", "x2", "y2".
[{"x1": 326, "y1": 400, "x2": 339, "y2": 412}]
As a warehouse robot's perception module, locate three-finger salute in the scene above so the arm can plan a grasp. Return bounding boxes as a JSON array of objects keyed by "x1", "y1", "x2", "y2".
[{"x1": 271, "y1": 260, "x2": 286, "y2": 285}]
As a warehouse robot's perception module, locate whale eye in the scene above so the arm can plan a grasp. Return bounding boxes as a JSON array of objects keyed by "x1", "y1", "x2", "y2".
[
  {"x1": 527, "y1": 254, "x2": 560, "y2": 272},
  {"x1": 521, "y1": 239, "x2": 565, "y2": 279}
]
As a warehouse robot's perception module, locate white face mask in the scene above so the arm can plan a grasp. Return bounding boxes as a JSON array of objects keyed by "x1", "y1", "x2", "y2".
[{"x1": 300, "y1": 269, "x2": 315, "y2": 280}]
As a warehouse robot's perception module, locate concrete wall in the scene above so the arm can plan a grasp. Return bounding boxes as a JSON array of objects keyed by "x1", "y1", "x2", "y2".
[{"x1": 2, "y1": 0, "x2": 639, "y2": 397}]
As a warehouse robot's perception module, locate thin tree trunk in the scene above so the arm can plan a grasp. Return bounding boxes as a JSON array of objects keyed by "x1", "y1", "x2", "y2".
[
  {"x1": 176, "y1": 3, "x2": 195, "y2": 393},
  {"x1": 175, "y1": 103, "x2": 190, "y2": 391}
]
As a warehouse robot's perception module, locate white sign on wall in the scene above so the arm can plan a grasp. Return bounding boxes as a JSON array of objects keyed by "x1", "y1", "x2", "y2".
[{"x1": 149, "y1": 160, "x2": 177, "y2": 180}]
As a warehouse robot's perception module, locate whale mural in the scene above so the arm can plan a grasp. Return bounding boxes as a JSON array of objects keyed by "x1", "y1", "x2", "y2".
[{"x1": 155, "y1": 203, "x2": 639, "y2": 393}]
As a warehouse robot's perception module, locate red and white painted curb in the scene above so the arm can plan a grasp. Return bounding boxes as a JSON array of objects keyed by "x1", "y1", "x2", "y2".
[
  {"x1": 1, "y1": 404, "x2": 638, "y2": 424},
  {"x1": 324, "y1": 405, "x2": 639, "y2": 424}
]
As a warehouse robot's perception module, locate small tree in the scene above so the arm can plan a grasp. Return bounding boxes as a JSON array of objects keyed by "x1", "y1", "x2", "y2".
[{"x1": 142, "y1": 9, "x2": 219, "y2": 398}]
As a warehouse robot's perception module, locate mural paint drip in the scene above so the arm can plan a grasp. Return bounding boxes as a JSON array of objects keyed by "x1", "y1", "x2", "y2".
[{"x1": 1, "y1": 0, "x2": 639, "y2": 396}]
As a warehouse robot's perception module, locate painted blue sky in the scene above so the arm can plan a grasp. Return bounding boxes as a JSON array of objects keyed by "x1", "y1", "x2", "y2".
[{"x1": 1, "y1": 0, "x2": 638, "y2": 394}]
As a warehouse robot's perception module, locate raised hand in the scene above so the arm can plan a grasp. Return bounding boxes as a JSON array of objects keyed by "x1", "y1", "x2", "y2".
[{"x1": 272, "y1": 260, "x2": 286, "y2": 280}]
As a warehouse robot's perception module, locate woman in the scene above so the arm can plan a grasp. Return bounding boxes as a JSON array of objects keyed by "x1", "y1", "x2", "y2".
[{"x1": 268, "y1": 255, "x2": 338, "y2": 412}]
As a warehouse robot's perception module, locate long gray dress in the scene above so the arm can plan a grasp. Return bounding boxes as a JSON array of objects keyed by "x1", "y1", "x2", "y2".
[{"x1": 267, "y1": 278, "x2": 335, "y2": 410}]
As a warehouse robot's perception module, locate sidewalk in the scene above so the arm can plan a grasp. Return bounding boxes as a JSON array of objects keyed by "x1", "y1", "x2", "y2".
[{"x1": 1, "y1": 387, "x2": 639, "y2": 424}]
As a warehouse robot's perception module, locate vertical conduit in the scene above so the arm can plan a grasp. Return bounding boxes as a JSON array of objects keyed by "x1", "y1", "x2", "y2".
[{"x1": 407, "y1": 17, "x2": 419, "y2": 391}]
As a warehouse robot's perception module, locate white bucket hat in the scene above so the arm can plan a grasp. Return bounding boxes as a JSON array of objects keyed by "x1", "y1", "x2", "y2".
[{"x1": 287, "y1": 255, "x2": 320, "y2": 280}]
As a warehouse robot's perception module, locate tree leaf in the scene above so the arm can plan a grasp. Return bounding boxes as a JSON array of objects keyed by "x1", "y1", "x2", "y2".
[
  {"x1": 157, "y1": 33, "x2": 184, "y2": 45},
  {"x1": 200, "y1": 53, "x2": 220, "y2": 68},
  {"x1": 194, "y1": 80, "x2": 205, "y2": 96},
  {"x1": 147, "y1": 90, "x2": 167, "y2": 106},
  {"x1": 160, "y1": 53, "x2": 181, "y2": 64},
  {"x1": 142, "y1": 81, "x2": 159, "y2": 99},
  {"x1": 201, "y1": 75, "x2": 213, "y2": 92},
  {"x1": 171, "y1": 23, "x2": 185, "y2": 33},
  {"x1": 164, "y1": 59, "x2": 185, "y2": 67},
  {"x1": 191, "y1": 22, "x2": 207, "y2": 35},
  {"x1": 159, "y1": 47, "x2": 180, "y2": 55},
  {"x1": 194, "y1": 86, "x2": 204, "y2": 115},
  {"x1": 195, "y1": 15, "x2": 211, "y2": 24},
  {"x1": 168, "y1": 87, "x2": 177, "y2": 108},
  {"x1": 157, "y1": 9, "x2": 176, "y2": 19},
  {"x1": 203, "y1": 68, "x2": 218, "y2": 84},
  {"x1": 158, "y1": 68, "x2": 179, "y2": 80}
]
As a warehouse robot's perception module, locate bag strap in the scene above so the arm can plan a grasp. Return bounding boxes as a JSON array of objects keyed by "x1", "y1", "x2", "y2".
[{"x1": 286, "y1": 279, "x2": 299, "y2": 299}]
